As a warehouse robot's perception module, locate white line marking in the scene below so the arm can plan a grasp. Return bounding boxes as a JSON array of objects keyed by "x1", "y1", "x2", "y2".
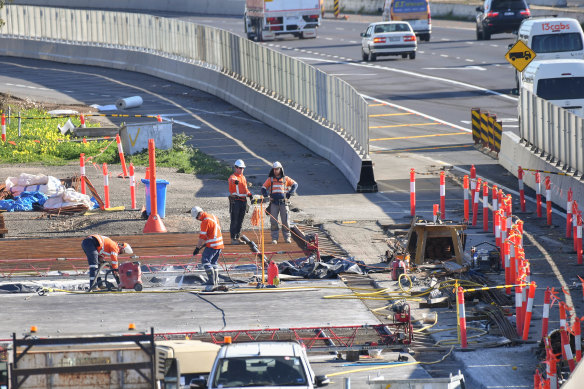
[{"x1": 166, "y1": 119, "x2": 201, "y2": 129}]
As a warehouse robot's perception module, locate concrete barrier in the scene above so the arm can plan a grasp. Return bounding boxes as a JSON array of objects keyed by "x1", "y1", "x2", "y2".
[{"x1": 499, "y1": 131, "x2": 584, "y2": 212}]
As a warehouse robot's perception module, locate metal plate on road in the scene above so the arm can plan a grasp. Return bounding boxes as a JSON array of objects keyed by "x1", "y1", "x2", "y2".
[{"x1": 505, "y1": 40, "x2": 536, "y2": 72}]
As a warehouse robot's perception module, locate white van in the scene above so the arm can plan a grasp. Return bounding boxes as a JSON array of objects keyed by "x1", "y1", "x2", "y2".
[
  {"x1": 521, "y1": 59, "x2": 584, "y2": 117},
  {"x1": 382, "y1": 0, "x2": 431, "y2": 41},
  {"x1": 518, "y1": 17, "x2": 584, "y2": 60}
]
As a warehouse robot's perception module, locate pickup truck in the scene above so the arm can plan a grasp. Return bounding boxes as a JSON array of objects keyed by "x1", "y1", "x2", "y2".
[{"x1": 190, "y1": 341, "x2": 329, "y2": 389}]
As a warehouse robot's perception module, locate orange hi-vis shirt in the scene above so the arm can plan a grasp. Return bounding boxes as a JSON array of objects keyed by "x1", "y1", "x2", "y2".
[
  {"x1": 90, "y1": 234, "x2": 120, "y2": 269},
  {"x1": 228, "y1": 172, "x2": 250, "y2": 199},
  {"x1": 199, "y1": 212, "x2": 224, "y2": 249},
  {"x1": 262, "y1": 176, "x2": 297, "y2": 200}
]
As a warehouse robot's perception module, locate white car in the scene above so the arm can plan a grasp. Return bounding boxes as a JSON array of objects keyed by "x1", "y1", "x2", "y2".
[
  {"x1": 191, "y1": 341, "x2": 329, "y2": 389},
  {"x1": 360, "y1": 22, "x2": 417, "y2": 61}
]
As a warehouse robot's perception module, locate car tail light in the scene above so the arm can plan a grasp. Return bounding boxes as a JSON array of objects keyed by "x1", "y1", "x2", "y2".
[
  {"x1": 373, "y1": 37, "x2": 386, "y2": 43},
  {"x1": 486, "y1": 12, "x2": 499, "y2": 17},
  {"x1": 520, "y1": 9, "x2": 530, "y2": 16},
  {"x1": 404, "y1": 35, "x2": 416, "y2": 42},
  {"x1": 310, "y1": 15, "x2": 319, "y2": 19}
]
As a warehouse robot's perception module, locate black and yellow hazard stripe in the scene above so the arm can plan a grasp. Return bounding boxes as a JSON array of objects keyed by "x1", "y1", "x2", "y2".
[
  {"x1": 493, "y1": 119, "x2": 502, "y2": 153},
  {"x1": 471, "y1": 108, "x2": 481, "y2": 144}
]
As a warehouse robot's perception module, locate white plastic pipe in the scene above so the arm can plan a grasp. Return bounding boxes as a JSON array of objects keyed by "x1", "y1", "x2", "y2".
[{"x1": 116, "y1": 96, "x2": 143, "y2": 110}]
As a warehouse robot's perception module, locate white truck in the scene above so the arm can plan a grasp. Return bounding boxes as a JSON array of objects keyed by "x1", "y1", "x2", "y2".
[
  {"x1": 190, "y1": 341, "x2": 329, "y2": 389},
  {"x1": 244, "y1": 0, "x2": 321, "y2": 41}
]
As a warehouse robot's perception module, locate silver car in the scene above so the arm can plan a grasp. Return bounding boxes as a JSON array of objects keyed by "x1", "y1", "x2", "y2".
[{"x1": 361, "y1": 22, "x2": 417, "y2": 61}]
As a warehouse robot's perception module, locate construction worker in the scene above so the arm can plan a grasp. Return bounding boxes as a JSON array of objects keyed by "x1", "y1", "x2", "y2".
[
  {"x1": 191, "y1": 206, "x2": 224, "y2": 290},
  {"x1": 228, "y1": 159, "x2": 253, "y2": 245},
  {"x1": 261, "y1": 161, "x2": 298, "y2": 244},
  {"x1": 81, "y1": 235, "x2": 133, "y2": 290}
]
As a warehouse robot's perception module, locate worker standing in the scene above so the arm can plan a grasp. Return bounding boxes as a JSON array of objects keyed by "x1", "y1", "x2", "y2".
[
  {"x1": 228, "y1": 159, "x2": 253, "y2": 245},
  {"x1": 81, "y1": 234, "x2": 133, "y2": 290},
  {"x1": 261, "y1": 161, "x2": 298, "y2": 244},
  {"x1": 191, "y1": 206, "x2": 225, "y2": 290}
]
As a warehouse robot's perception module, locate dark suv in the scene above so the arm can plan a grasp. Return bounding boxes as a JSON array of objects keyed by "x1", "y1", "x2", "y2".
[{"x1": 476, "y1": 0, "x2": 530, "y2": 40}]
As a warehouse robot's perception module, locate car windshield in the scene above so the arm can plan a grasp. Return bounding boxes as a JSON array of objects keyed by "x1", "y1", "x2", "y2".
[
  {"x1": 491, "y1": 0, "x2": 527, "y2": 10},
  {"x1": 537, "y1": 77, "x2": 584, "y2": 100},
  {"x1": 532, "y1": 33, "x2": 583, "y2": 53},
  {"x1": 212, "y1": 357, "x2": 308, "y2": 387},
  {"x1": 374, "y1": 24, "x2": 410, "y2": 33}
]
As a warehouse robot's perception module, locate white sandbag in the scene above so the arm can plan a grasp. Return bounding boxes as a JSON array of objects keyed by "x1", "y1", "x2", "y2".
[
  {"x1": 116, "y1": 96, "x2": 143, "y2": 110},
  {"x1": 8, "y1": 176, "x2": 64, "y2": 197},
  {"x1": 61, "y1": 188, "x2": 93, "y2": 208},
  {"x1": 16, "y1": 173, "x2": 49, "y2": 186}
]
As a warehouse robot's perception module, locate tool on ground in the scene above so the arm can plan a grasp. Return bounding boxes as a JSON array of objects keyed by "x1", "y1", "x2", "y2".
[{"x1": 470, "y1": 242, "x2": 500, "y2": 272}]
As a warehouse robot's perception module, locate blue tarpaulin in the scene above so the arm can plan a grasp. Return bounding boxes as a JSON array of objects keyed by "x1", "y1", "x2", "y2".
[{"x1": 0, "y1": 191, "x2": 48, "y2": 211}]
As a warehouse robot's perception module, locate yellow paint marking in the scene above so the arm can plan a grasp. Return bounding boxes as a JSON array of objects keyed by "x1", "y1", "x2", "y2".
[
  {"x1": 341, "y1": 221, "x2": 357, "y2": 224},
  {"x1": 371, "y1": 131, "x2": 467, "y2": 141},
  {"x1": 368, "y1": 103, "x2": 387, "y2": 107},
  {"x1": 369, "y1": 113, "x2": 414, "y2": 117},
  {"x1": 370, "y1": 122, "x2": 441, "y2": 129},
  {"x1": 372, "y1": 144, "x2": 473, "y2": 153}
]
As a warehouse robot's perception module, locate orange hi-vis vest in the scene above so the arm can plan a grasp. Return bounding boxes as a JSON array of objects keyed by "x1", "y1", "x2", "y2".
[
  {"x1": 262, "y1": 176, "x2": 296, "y2": 197},
  {"x1": 199, "y1": 212, "x2": 224, "y2": 249},
  {"x1": 90, "y1": 234, "x2": 120, "y2": 269},
  {"x1": 228, "y1": 173, "x2": 250, "y2": 199}
]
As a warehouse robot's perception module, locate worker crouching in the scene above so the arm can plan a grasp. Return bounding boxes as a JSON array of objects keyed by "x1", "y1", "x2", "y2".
[
  {"x1": 191, "y1": 206, "x2": 225, "y2": 291},
  {"x1": 81, "y1": 234, "x2": 133, "y2": 291}
]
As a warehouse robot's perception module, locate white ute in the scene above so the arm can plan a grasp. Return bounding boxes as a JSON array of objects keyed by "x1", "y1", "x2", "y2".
[{"x1": 190, "y1": 341, "x2": 330, "y2": 389}]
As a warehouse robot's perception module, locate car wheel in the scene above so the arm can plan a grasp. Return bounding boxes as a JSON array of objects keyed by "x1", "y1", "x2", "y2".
[
  {"x1": 476, "y1": 26, "x2": 483, "y2": 41},
  {"x1": 409, "y1": 52, "x2": 416, "y2": 60},
  {"x1": 483, "y1": 29, "x2": 491, "y2": 40},
  {"x1": 425, "y1": 34, "x2": 431, "y2": 42},
  {"x1": 362, "y1": 49, "x2": 368, "y2": 61},
  {"x1": 402, "y1": 53, "x2": 407, "y2": 59},
  {"x1": 368, "y1": 49, "x2": 376, "y2": 62}
]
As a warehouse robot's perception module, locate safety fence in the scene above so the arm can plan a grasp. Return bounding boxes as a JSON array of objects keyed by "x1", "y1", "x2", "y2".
[
  {"x1": 519, "y1": 87, "x2": 584, "y2": 176},
  {"x1": 470, "y1": 108, "x2": 502, "y2": 154},
  {"x1": 0, "y1": 5, "x2": 369, "y2": 159}
]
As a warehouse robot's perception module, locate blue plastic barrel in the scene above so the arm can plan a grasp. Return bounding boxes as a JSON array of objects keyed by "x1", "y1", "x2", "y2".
[{"x1": 141, "y1": 179, "x2": 170, "y2": 218}]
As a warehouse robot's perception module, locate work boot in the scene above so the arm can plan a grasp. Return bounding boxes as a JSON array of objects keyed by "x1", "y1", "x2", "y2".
[
  {"x1": 212, "y1": 268, "x2": 219, "y2": 286},
  {"x1": 204, "y1": 268, "x2": 215, "y2": 286},
  {"x1": 284, "y1": 237, "x2": 292, "y2": 243},
  {"x1": 231, "y1": 239, "x2": 241, "y2": 245},
  {"x1": 271, "y1": 240, "x2": 278, "y2": 245}
]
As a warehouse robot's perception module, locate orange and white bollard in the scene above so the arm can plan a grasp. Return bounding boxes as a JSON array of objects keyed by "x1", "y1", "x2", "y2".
[
  {"x1": 470, "y1": 164, "x2": 476, "y2": 192},
  {"x1": 103, "y1": 163, "x2": 110, "y2": 209},
  {"x1": 143, "y1": 138, "x2": 167, "y2": 233},
  {"x1": 505, "y1": 195, "x2": 513, "y2": 232},
  {"x1": 410, "y1": 168, "x2": 415, "y2": 217},
  {"x1": 440, "y1": 171, "x2": 446, "y2": 219},
  {"x1": 545, "y1": 352, "x2": 558, "y2": 389},
  {"x1": 515, "y1": 276, "x2": 524, "y2": 336},
  {"x1": 115, "y1": 134, "x2": 128, "y2": 178},
  {"x1": 517, "y1": 219, "x2": 524, "y2": 246},
  {"x1": 463, "y1": 175, "x2": 470, "y2": 223},
  {"x1": 541, "y1": 287, "x2": 551, "y2": 339},
  {"x1": 472, "y1": 178, "x2": 482, "y2": 226},
  {"x1": 157, "y1": 114, "x2": 163, "y2": 123},
  {"x1": 545, "y1": 177, "x2": 552, "y2": 226},
  {"x1": 500, "y1": 213, "x2": 507, "y2": 247},
  {"x1": 567, "y1": 188, "x2": 573, "y2": 238},
  {"x1": 573, "y1": 201, "x2": 579, "y2": 251},
  {"x1": 129, "y1": 163, "x2": 136, "y2": 210},
  {"x1": 536, "y1": 171, "x2": 542, "y2": 218},
  {"x1": 534, "y1": 371, "x2": 540, "y2": 389},
  {"x1": 433, "y1": 204, "x2": 439, "y2": 223},
  {"x1": 457, "y1": 286, "x2": 468, "y2": 348},
  {"x1": 518, "y1": 166, "x2": 526, "y2": 212},
  {"x1": 522, "y1": 281, "x2": 536, "y2": 340},
  {"x1": 80, "y1": 114, "x2": 86, "y2": 128},
  {"x1": 495, "y1": 211, "x2": 501, "y2": 248},
  {"x1": 483, "y1": 181, "x2": 489, "y2": 232},
  {"x1": 1, "y1": 113, "x2": 5, "y2": 142},
  {"x1": 79, "y1": 153, "x2": 86, "y2": 195},
  {"x1": 559, "y1": 302, "x2": 576, "y2": 372},
  {"x1": 574, "y1": 317, "x2": 582, "y2": 363},
  {"x1": 492, "y1": 185, "x2": 498, "y2": 233},
  {"x1": 504, "y1": 239, "x2": 511, "y2": 295}
]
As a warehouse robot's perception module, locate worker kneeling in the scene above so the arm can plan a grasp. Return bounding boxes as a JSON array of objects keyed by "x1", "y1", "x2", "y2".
[
  {"x1": 81, "y1": 234, "x2": 133, "y2": 291},
  {"x1": 191, "y1": 206, "x2": 227, "y2": 292}
]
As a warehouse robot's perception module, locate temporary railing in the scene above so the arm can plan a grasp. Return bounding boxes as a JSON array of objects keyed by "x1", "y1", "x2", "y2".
[
  {"x1": 519, "y1": 87, "x2": 584, "y2": 176},
  {"x1": 0, "y1": 5, "x2": 369, "y2": 159}
]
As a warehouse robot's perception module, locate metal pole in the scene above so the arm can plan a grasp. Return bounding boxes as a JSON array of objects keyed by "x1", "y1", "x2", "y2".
[
  {"x1": 7, "y1": 106, "x2": 11, "y2": 125},
  {"x1": 344, "y1": 377, "x2": 350, "y2": 389},
  {"x1": 18, "y1": 111, "x2": 21, "y2": 137}
]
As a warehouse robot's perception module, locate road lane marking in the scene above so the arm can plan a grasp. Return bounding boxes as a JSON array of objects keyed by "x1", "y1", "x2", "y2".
[
  {"x1": 369, "y1": 113, "x2": 414, "y2": 117},
  {"x1": 296, "y1": 57, "x2": 517, "y2": 102},
  {"x1": 372, "y1": 144, "x2": 474, "y2": 153},
  {"x1": 424, "y1": 66, "x2": 486, "y2": 71},
  {"x1": 370, "y1": 122, "x2": 441, "y2": 129},
  {"x1": 370, "y1": 131, "x2": 467, "y2": 141}
]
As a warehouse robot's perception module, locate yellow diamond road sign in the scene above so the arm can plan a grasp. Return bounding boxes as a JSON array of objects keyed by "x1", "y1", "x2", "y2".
[{"x1": 505, "y1": 40, "x2": 536, "y2": 72}]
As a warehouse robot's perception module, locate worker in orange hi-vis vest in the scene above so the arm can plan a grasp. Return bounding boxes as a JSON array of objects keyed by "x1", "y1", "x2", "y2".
[
  {"x1": 261, "y1": 161, "x2": 298, "y2": 245},
  {"x1": 191, "y1": 206, "x2": 225, "y2": 291},
  {"x1": 228, "y1": 159, "x2": 253, "y2": 245},
  {"x1": 81, "y1": 234, "x2": 133, "y2": 290}
]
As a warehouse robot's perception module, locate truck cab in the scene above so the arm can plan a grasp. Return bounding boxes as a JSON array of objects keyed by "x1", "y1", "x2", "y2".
[{"x1": 191, "y1": 341, "x2": 329, "y2": 389}]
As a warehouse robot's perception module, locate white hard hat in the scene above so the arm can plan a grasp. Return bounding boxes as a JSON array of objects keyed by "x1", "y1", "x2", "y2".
[
  {"x1": 234, "y1": 159, "x2": 246, "y2": 168},
  {"x1": 191, "y1": 206, "x2": 203, "y2": 219},
  {"x1": 120, "y1": 243, "x2": 133, "y2": 255},
  {"x1": 272, "y1": 161, "x2": 283, "y2": 169}
]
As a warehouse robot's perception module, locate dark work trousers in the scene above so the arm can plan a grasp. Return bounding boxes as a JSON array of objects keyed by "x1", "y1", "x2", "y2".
[
  {"x1": 81, "y1": 237, "x2": 99, "y2": 286},
  {"x1": 229, "y1": 199, "x2": 247, "y2": 239}
]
